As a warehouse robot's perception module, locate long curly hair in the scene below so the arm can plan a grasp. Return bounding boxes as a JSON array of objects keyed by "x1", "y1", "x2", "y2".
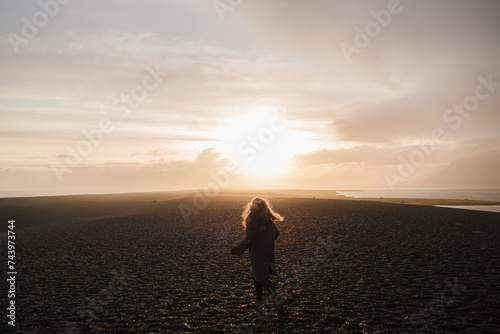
[{"x1": 242, "y1": 197, "x2": 284, "y2": 232}]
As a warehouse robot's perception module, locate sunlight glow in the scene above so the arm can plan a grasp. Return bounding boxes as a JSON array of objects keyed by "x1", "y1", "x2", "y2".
[{"x1": 219, "y1": 107, "x2": 305, "y2": 177}]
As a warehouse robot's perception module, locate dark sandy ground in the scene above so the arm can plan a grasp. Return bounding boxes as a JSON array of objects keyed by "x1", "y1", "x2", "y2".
[{"x1": 1, "y1": 193, "x2": 499, "y2": 333}]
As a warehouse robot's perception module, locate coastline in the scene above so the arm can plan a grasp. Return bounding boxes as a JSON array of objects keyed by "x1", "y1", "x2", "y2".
[
  {"x1": 435, "y1": 205, "x2": 500, "y2": 214},
  {"x1": 2, "y1": 188, "x2": 500, "y2": 209}
]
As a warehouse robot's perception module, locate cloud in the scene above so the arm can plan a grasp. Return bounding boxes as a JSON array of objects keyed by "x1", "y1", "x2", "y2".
[
  {"x1": 417, "y1": 153, "x2": 500, "y2": 187},
  {"x1": 235, "y1": 0, "x2": 500, "y2": 145},
  {"x1": 0, "y1": 148, "x2": 235, "y2": 193},
  {"x1": 1, "y1": 0, "x2": 500, "y2": 194},
  {"x1": 292, "y1": 146, "x2": 397, "y2": 167}
]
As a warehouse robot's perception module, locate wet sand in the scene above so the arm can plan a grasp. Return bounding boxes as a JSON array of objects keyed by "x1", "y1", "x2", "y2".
[{"x1": 1, "y1": 193, "x2": 499, "y2": 333}]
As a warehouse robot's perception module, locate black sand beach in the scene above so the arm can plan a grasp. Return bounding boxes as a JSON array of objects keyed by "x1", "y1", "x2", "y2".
[{"x1": 1, "y1": 193, "x2": 499, "y2": 333}]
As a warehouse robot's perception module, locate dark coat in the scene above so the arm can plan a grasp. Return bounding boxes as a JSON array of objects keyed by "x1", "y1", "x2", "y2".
[{"x1": 232, "y1": 220, "x2": 280, "y2": 281}]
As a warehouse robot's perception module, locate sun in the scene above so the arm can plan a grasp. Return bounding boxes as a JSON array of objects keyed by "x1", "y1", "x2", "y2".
[{"x1": 219, "y1": 107, "x2": 304, "y2": 177}]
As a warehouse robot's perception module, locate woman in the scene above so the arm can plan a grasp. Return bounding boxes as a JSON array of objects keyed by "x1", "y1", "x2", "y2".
[{"x1": 231, "y1": 197, "x2": 286, "y2": 307}]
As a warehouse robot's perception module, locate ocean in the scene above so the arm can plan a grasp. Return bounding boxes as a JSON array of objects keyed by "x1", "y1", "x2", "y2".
[
  {"x1": 337, "y1": 188, "x2": 500, "y2": 202},
  {"x1": 337, "y1": 188, "x2": 500, "y2": 214}
]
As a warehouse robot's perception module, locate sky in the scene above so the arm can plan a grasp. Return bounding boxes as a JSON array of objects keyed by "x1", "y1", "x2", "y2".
[{"x1": 1, "y1": 0, "x2": 500, "y2": 196}]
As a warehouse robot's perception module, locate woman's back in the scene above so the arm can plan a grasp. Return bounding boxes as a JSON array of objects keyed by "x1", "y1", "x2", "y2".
[
  {"x1": 247, "y1": 219, "x2": 279, "y2": 262},
  {"x1": 231, "y1": 198, "x2": 285, "y2": 306}
]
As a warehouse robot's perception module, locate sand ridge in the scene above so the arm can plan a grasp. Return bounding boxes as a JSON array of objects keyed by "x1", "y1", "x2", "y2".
[{"x1": 1, "y1": 193, "x2": 499, "y2": 333}]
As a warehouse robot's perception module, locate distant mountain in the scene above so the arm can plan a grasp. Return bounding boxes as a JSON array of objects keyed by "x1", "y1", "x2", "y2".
[{"x1": 417, "y1": 154, "x2": 500, "y2": 188}]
